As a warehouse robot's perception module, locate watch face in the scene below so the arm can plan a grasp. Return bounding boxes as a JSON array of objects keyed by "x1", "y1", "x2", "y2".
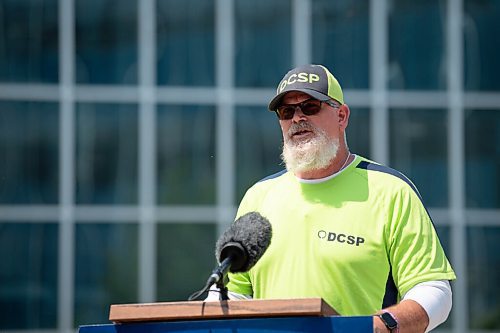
[{"x1": 380, "y1": 312, "x2": 398, "y2": 329}]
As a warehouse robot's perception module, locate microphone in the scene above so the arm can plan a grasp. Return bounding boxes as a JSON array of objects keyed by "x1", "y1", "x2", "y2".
[{"x1": 188, "y1": 212, "x2": 272, "y2": 301}]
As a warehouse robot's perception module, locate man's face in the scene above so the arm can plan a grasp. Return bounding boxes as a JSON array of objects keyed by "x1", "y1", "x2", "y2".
[
  {"x1": 278, "y1": 91, "x2": 342, "y2": 145},
  {"x1": 277, "y1": 91, "x2": 345, "y2": 174}
]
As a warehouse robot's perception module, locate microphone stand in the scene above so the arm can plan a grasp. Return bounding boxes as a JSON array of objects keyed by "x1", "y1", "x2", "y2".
[
  {"x1": 188, "y1": 256, "x2": 232, "y2": 301},
  {"x1": 214, "y1": 257, "x2": 231, "y2": 300},
  {"x1": 215, "y1": 274, "x2": 229, "y2": 301}
]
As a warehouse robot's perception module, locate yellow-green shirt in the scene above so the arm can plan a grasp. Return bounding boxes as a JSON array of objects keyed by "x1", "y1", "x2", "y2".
[{"x1": 227, "y1": 155, "x2": 456, "y2": 315}]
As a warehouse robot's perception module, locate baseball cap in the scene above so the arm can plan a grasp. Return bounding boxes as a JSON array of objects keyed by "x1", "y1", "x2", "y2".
[{"x1": 268, "y1": 64, "x2": 344, "y2": 111}]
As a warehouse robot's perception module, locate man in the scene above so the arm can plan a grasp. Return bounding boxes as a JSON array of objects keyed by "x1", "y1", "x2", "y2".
[{"x1": 222, "y1": 64, "x2": 456, "y2": 332}]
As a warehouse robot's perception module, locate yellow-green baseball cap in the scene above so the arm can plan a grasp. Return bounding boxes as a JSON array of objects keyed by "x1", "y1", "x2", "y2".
[{"x1": 268, "y1": 64, "x2": 344, "y2": 111}]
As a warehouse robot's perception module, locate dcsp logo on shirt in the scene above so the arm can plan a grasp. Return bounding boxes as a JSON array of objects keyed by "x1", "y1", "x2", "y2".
[{"x1": 317, "y1": 230, "x2": 365, "y2": 246}]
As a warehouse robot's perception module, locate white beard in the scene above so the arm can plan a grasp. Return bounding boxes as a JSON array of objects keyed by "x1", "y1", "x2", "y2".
[{"x1": 281, "y1": 121, "x2": 339, "y2": 174}]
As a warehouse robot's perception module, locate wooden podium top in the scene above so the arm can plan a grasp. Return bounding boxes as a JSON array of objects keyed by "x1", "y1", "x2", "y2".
[{"x1": 109, "y1": 298, "x2": 338, "y2": 323}]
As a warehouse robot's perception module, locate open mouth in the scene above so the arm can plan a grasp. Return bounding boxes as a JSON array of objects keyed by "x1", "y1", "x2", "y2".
[{"x1": 292, "y1": 130, "x2": 313, "y2": 137}]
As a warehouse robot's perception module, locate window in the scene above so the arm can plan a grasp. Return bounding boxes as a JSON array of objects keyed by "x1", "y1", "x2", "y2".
[
  {"x1": 75, "y1": 0, "x2": 138, "y2": 84},
  {"x1": 75, "y1": 103, "x2": 138, "y2": 204},
  {"x1": 0, "y1": 101, "x2": 59, "y2": 204},
  {"x1": 235, "y1": 0, "x2": 292, "y2": 87},
  {"x1": 390, "y1": 108, "x2": 448, "y2": 207},
  {"x1": 0, "y1": 223, "x2": 58, "y2": 329},
  {"x1": 388, "y1": 1, "x2": 447, "y2": 90},
  {"x1": 464, "y1": 0, "x2": 500, "y2": 91},
  {"x1": 0, "y1": 0, "x2": 58, "y2": 82},
  {"x1": 157, "y1": 0, "x2": 215, "y2": 86},
  {"x1": 74, "y1": 223, "x2": 138, "y2": 326},
  {"x1": 312, "y1": 0, "x2": 369, "y2": 89},
  {"x1": 467, "y1": 227, "x2": 500, "y2": 329},
  {"x1": 465, "y1": 109, "x2": 500, "y2": 208},
  {"x1": 157, "y1": 105, "x2": 216, "y2": 204},
  {"x1": 156, "y1": 223, "x2": 216, "y2": 301}
]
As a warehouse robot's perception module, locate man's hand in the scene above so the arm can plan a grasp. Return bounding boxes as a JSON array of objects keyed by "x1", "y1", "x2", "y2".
[
  {"x1": 373, "y1": 315, "x2": 390, "y2": 332},
  {"x1": 372, "y1": 300, "x2": 429, "y2": 333}
]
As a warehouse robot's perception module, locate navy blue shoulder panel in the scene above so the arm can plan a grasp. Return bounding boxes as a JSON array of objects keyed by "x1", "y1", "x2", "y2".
[
  {"x1": 382, "y1": 269, "x2": 398, "y2": 308},
  {"x1": 356, "y1": 160, "x2": 423, "y2": 202},
  {"x1": 258, "y1": 169, "x2": 287, "y2": 183}
]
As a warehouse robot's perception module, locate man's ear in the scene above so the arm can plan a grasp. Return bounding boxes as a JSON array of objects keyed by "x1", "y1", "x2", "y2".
[{"x1": 338, "y1": 104, "x2": 350, "y2": 130}]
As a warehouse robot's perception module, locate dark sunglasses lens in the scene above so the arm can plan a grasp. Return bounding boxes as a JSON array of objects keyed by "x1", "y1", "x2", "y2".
[
  {"x1": 277, "y1": 106, "x2": 296, "y2": 120},
  {"x1": 301, "y1": 102, "x2": 321, "y2": 116}
]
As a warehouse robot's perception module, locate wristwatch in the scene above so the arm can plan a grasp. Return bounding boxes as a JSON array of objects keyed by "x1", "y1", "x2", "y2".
[{"x1": 378, "y1": 311, "x2": 399, "y2": 333}]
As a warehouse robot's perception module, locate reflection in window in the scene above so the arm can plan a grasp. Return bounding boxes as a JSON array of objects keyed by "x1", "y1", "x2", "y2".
[
  {"x1": 0, "y1": 0, "x2": 58, "y2": 82},
  {"x1": 465, "y1": 109, "x2": 500, "y2": 208},
  {"x1": 464, "y1": 0, "x2": 500, "y2": 91},
  {"x1": 388, "y1": 0, "x2": 447, "y2": 90},
  {"x1": 156, "y1": 223, "x2": 216, "y2": 301},
  {"x1": 312, "y1": 0, "x2": 369, "y2": 89},
  {"x1": 346, "y1": 107, "x2": 370, "y2": 159},
  {"x1": 389, "y1": 108, "x2": 448, "y2": 207},
  {"x1": 235, "y1": 0, "x2": 291, "y2": 87},
  {"x1": 0, "y1": 223, "x2": 58, "y2": 329},
  {"x1": 157, "y1": 0, "x2": 215, "y2": 86},
  {"x1": 75, "y1": 0, "x2": 137, "y2": 84},
  {"x1": 468, "y1": 227, "x2": 500, "y2": 329},
  {"x1": 157, "y1": 105, "x2": 215, "y2": 204},
  {"x1": 235, "y1": 106, "x2": 283, "y2": 202},
  {"x1": 76, "y1": 103, "x2": 138, "y2": 204},
  {"x1": 0, "y1": 101, "x2": 59, "y2": 204},
  {"x1": 74, "y1": 223, "x2": 138, "y2": 327}
]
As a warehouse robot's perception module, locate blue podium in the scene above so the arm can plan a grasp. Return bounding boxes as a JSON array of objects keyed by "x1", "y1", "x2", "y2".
[{"x1": 78, "y1": 298, "x2": 372, "y2": 333}]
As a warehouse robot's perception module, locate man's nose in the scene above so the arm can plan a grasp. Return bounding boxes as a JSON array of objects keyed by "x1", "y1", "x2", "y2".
[{"x1": 292, "y1": 106, "x2": 307, "y2": 122}]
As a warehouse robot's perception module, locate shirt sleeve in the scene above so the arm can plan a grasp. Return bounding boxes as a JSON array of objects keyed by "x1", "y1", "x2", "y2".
[{"x1": 386, "y1": 183, "x2": 456, "y2": 297}]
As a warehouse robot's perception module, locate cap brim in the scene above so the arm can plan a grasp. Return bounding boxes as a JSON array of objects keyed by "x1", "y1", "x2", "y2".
[{"x1": 268, "y1": 89, "x2": 331, "y2": 111}]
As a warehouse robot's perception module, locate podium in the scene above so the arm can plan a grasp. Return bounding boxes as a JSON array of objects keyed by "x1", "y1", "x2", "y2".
[{"x1": 78, "y1": 298, "x2": 372, "y2": 333}]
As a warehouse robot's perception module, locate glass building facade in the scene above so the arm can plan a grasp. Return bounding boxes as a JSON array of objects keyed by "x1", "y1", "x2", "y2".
[{"x1": 0, "y1": 0, "x2": 499, "y2": 332}]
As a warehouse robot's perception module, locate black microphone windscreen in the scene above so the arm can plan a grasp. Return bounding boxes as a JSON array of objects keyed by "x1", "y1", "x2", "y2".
[{"x1": 215, "y1": 212, "x2": 272, "y2": 273}]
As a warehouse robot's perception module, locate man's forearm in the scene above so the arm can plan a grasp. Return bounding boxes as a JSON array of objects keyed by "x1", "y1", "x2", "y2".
[{"x1": 373, "y1": 299, "x2": 429, "y2": 333}]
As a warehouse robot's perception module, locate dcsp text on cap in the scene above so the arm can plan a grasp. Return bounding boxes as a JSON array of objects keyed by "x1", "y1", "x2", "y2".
[{"x1": 268, "y1": 64, "x2": 344, "y2": 111}]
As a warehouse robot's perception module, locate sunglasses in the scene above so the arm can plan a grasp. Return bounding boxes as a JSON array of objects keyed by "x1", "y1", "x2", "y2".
[{"x1": 275, "y1": 98, "x2": 338, "y2": 120}]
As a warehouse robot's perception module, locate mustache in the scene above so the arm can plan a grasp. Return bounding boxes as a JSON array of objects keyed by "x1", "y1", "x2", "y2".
[{"x1": 287, "y1": 121, "x2": 316, "y2": 136}]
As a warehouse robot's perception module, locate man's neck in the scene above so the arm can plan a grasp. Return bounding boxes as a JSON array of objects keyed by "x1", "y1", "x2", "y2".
[{"x1": 294, "y1": 149, "x2": 353, "y2": 180}]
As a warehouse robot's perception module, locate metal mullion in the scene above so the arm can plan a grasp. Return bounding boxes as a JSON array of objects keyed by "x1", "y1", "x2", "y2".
[
  {"x1": 292, "y1": 0, "x2": 311, "y2": 66},
  {"x1": 0, "y1": 205, "x2": 224, "y2": 223},
  {"x1": 138, "y1": 0, "x2": 157, "y2": 303},
  {"x1": 0, "y1": 83, "x2": 59, "y2": 101},
  {"x1": 155, "y1": 87, "x2": 218, "y2": 104},
  {"x1": 75, "y1": 85, "x2": 139, "y2": 102},
  {"x1": 209, "y1": 88, "x2": 372, "y2": 107},
  {"x1": 447, "y1": 0, "x2": 467, "y2": 332},
  {"x1": 466, "y1": 209, "x2": 500, "y2": 226},
  {"x1": 464, "y1": 92, "x2": 500, "y2": 109},
  {"x1": 58, "y1": 0, "x2": 75, "y2": 331},
  {"x1": 370, "y1": 0, "x2": 389, "y2": 165},
  {"x1": 156, "y1": 206, "x2": 218, "y2": 222},
  {"x1": 388, "y1": 91, "x2": 448, "y2": 108},
  {"x1": 0, "y1": 206, "x2": 60, "y2": 221},
  {"x1": 216, "y1": 0, "x2": 236, "y2": 234}
]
